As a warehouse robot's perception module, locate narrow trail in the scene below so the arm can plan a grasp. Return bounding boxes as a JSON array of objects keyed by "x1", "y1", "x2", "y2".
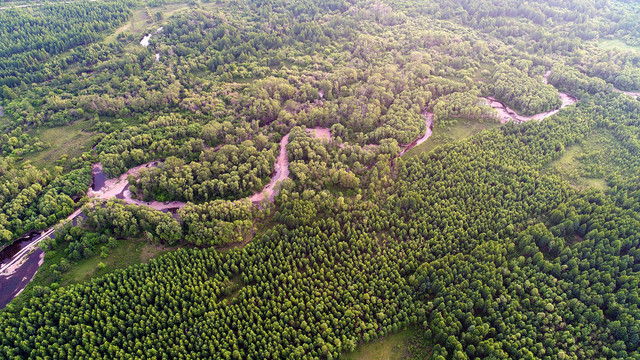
[
  {"x1": 116, "y1": 185, "x2": 187, "y2": 211},
  {"x1": 248, "y1": 128, "x2": 332, "y2": 203},
  {"x1": 483, "y1": 93, "x2": 577, "y2": 123}
]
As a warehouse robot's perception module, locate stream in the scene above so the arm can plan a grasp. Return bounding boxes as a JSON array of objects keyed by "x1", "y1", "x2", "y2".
[
  {"x1": 399, "y1": 112, "x2": 434, "y2": 156},
  {"x1": 0, "y1": 117, "x2": 435, "y2": 309},
  {"x1": 140, "y1": 34, "x2": 152, "y2": 47},
  {"x1": 0, "y1": 247, "x2": 44, "y2": 308},
  {"x1": 484, "y1": 70, "x2": 577, "y2": 123},
  {"x1": 483, "y1": 92, "x2": 577, "y2": 123},
  {"x1": 141, "y1": 27, "x2": 163, "y2": 47}
]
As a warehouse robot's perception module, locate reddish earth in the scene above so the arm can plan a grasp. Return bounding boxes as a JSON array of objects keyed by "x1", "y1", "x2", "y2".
[
  {"x1": 249, "y1": 133, "x2": 291, "y2": 203},
  {"x1": 249, "y1": 128, "x2": 333, "y2": 203},
  {"x1": 483, "y1": 93, "x2": 577, "y2": 124},
  {"x1": 89, "y1": 128, "x2": 334, "y2": 207},
  {"x1": 305, "y1": 127, "x2": 332, "y2": 141},
  {"x1": 484, "y1": 69, "x2": 578, "y2": 124},
  {"x1": 399, "y1": 111, "x2": 434, "y2": 156}
]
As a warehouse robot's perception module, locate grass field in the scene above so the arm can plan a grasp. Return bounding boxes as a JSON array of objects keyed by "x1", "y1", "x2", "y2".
[
  {"x1": 7, "y1": 239, "x2": 172, "y2": 310},
  {"x1": 595, "y1": 39, "x2": 640, "y2": 53},
  {"x1": 104, "y1": 8, "x2": 152, "y2": 42},
  {"x1": 403, "y1": 118, "x2": 502, "y2": 158},
  {"x1": 547, "y1": 145, "x2": 606, "y2": 191},
  {"x1": 63, "y1": 240, "x2": 171, "y2": 285},
  {"x1": 544, "y1": 131, "x2": 635, "y2": 192},
  {"x1": 48, "y1": 238, "x2": 171, "y2": 287},
  {"x1": 548, "y1": 145, "x2": 608, "y2": 191},
  {"x1": 342, "y1": 327, "x2": 431, "y2": 360},
  {"x1": 25, "y1": 121, "x2": 97, "y2": 170},
  {"x1": 105, "y1": 2, "x2": 197, "y2": 43}
]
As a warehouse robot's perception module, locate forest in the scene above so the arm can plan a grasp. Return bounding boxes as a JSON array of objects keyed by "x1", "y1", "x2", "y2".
[{"x1": 1, "y1": 0, "x2": 640, "y2": 359}]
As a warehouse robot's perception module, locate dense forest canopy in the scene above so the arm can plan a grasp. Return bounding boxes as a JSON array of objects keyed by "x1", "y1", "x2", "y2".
[{"x1": 1, "y1": 0, "x2": 640, "y2": 359}]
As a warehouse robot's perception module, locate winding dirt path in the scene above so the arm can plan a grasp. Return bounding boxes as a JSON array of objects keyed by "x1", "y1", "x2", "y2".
[
  {"x1": 91, "y1": 128, "x2": 334, "y2": 207},
  {"x1": 116, "y1": 185, "x2": 186, "y2": 211}
]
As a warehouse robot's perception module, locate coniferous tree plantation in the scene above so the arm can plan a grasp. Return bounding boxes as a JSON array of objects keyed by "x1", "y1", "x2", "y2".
[{"x1": 1, "y1": 0, "x2": 640, "y2": 359}]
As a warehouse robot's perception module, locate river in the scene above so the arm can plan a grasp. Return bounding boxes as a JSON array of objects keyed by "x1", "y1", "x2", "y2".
[{"x1": 0, "y1": 248, "x2": 44, "y2": 308}]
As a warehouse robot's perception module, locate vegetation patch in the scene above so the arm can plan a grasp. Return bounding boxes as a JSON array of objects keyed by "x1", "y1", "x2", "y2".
[
  {"x1": 342, "y1": 327, "x2": 431, "y2": 360},
  {"x1": 3, "y1": 0, "x2": 640, "y2": 359},
  {"x1": 61, "y1": 239, "x2": 170, "y2": 285},
  {"x1": 547, "y1": 131, "x2": 634, "y2": 192},
  {"x1": 26, "y1": 121, "x2": 95, "y2": 170},
  {"x1": 596, "y1": 39, "x2": 640, "y2": 53},
  {"x1": 403, "y1": 118, "x2": 500, "y2": 158},
  {"x1": 218, "y1": 274, "x2": 245, "y2": 303},
  {"x1": 6, "y1": 238, "x2": 170, "y2": 311}
]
